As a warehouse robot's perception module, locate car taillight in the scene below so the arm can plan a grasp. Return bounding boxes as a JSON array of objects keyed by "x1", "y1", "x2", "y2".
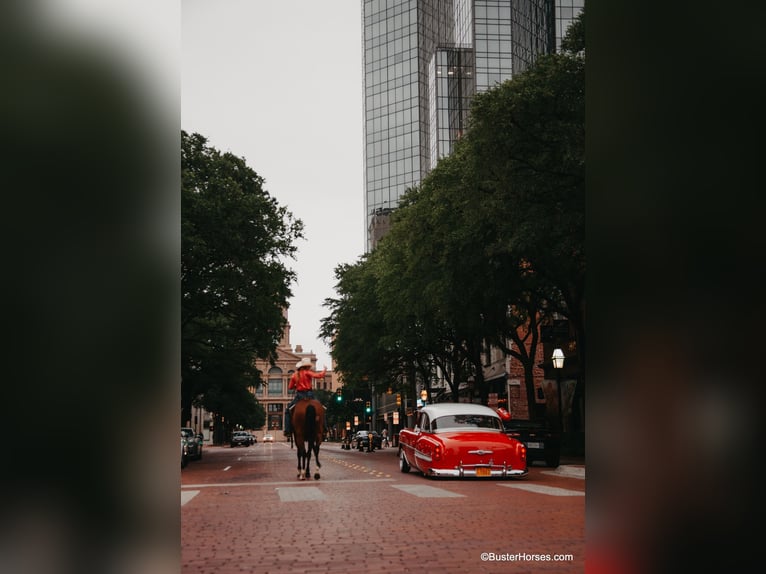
[
  {"x1": 520, "y1": 445, "x2": 527, "y2": 461},
  {"x1": 433, "y1": 445, "x2": 442, "y2": 461}
]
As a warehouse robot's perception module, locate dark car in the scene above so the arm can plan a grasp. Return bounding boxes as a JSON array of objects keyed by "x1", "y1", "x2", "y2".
[
  {"x1": 181, "y1": 432, "x2": 189, "y2": 468},
  {"x1": 181, "y1": 427, "x2": 203, "y2": 460},
  {"x1": 230, "y1": 431, "x2": 254, "y2": 447},
  {"x1": 503, "y1": 419, "x2": 560, "y2": 467},
  {"x1": 354, "y1": 430, "x2": 382, "y2": 451}
]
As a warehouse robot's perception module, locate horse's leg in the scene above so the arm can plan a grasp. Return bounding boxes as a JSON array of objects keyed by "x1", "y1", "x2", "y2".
[
  {"x1": 296, "y1": 444, "x2": 304, "y2": 480},
  {"x1": 313, "y1": 443, "x2": 321, "y2": 480}
]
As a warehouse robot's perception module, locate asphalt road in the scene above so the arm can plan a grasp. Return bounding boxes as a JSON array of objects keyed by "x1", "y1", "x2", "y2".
[{"x1": 181, "y1": 439, "x2": 585, "y2": 573}]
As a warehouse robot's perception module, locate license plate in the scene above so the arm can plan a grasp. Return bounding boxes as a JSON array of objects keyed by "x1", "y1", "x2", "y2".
[
  {"x1": 526, "y1": 441, "x2": 542, "y2": 449},
  {"x1": 476, "y1": 467, "x2": 491, "y2": 477}
]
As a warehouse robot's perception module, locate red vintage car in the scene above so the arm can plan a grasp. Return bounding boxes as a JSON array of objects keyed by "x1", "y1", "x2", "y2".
[{"x1": 398, "y1": 403, "x2": 528, "y2": 478}]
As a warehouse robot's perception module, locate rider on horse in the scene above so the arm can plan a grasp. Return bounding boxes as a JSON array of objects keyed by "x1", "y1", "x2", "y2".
[{"x1": 284, "y1": 358, "x2": 327, "y2": 435}]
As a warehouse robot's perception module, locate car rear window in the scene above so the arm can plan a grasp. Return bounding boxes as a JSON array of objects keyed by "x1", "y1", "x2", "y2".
[{"x1": 432, "y1": 415, "x2": 503, "y2": 432}]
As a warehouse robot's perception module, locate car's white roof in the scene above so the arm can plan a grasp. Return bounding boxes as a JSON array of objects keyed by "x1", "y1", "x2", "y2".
[{"x1": 420, "y1": 403, "x2": 500, "y2": 419}]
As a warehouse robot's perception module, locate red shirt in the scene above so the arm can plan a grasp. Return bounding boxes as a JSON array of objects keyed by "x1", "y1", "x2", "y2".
[{"x1": 289, "y1": 367, "x2": 327, "y2": 392}]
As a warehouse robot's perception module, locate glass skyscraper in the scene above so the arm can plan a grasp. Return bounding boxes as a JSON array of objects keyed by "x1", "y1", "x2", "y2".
[{"x1": 362, "y1": 0, "x2": 583, "y2": 250}]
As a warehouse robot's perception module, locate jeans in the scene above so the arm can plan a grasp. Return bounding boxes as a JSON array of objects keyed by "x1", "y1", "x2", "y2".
[{"x1": 285, "y1": 392, "x2": 314, "y2": 434}]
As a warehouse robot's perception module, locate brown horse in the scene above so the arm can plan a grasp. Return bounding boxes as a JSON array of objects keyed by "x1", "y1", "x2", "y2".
[{"x1": 289, "y1": 398, "x2": 325, "y2": 480}]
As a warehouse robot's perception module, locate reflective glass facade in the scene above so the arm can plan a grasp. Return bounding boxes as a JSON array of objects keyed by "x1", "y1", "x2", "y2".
[
  {"x1": 510, "y1": 0, "x2": 584, "y2": 74},
  {"x1": 363, "y1": 0, "x2": 583, "y2": 250},
  {"x1": 554, "y1": 0, "x2": 584, "y2": 52},
  {"x1": 429, "y1": 47, "x2": 474, "y2": 167},
  {"x1": 363, "y1": 0, "x2": 434, "y2": 249},
  {"x1": 474, "y1": 0, "x2": 514, "y2": 90}
]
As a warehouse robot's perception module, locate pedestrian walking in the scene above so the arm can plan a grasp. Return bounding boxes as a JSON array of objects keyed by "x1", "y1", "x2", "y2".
[{"x1": 381, "y1": 427, "x2": 389, "y2": 448}]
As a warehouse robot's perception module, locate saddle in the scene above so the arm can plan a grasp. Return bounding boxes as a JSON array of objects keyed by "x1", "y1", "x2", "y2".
[{"x1": 287, "y1": 395, "x2": 314, "y2": 416}]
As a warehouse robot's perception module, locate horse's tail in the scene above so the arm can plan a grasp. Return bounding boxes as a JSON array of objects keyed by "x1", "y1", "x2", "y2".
[{"x1": 305, "y1": 403, "x2": 316, "y2": 449}]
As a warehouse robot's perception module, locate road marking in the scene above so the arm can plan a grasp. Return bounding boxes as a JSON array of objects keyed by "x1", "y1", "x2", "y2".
[
  {"x1": 327, "y1": 458, "x2": 390, "y2": 478},
  {"x1": 541, "y1": 465, "x2": 585, "y2": 479},
  {"x1": 223, "y1": 466, "x2": 231, "y2": 471},
  {"x1": 181, "y1": 490, "x2": 199, "y2": 506},
  {"x1": 391, "y1": 484, "x2": 464, "y2": 498},
  {"x1": 276, "y1": 487, "x2": 327, "y2": 502},
  {"x1": 499, "y1": 484, "x2": 584, "y2": 496},
  {"x1": 182, "y1": 478, "x2": 395, "y2": 488}
]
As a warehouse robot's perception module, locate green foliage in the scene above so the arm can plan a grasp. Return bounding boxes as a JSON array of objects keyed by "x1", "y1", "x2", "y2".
[
  {"x1": 203, "y1": 385, "x2": 266, "y2": 430},
  {"x1": 321, "y1": 257, "x2": 398, "y2": 388},
  {"x1": 465, "y1": 44, "x2": 585, "y2": 363},
  {"x1": 322, "y1": 10, "x2": 585, "y2": 397},
  {"x1": 182, "y1": 131, "x2": 303, "y2": 426}
]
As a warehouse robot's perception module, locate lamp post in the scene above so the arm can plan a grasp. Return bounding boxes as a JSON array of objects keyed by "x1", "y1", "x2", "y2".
[{"x1": 552, "y1": 348, "x2": 565, "y2": 434}]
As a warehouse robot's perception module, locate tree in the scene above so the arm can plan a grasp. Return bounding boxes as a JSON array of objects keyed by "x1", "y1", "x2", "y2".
[
  {"x1": 320, "y1": 11, "x2": 586, "y2": 417},
  {"x1": 321, "y1": 257, "x2": 392, "y2": 385},
  {"x1": 371, "y1": 160, "x2": 487, "y2": 402},
  {"x1": 182, "y1": 131, "x2": 303, "y2": 430},
  {"x1": 465, "y1": 11, "x2": 586, "y2": 385}
]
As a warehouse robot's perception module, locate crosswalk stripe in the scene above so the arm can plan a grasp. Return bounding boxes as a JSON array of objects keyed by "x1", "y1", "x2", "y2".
[
  {"x1": 276, "y1": 486, "x2": 327, "y2": 502},
  {"x1": 181, "y1": 481, "x2": 583, "y2": 505},
  {"x1": 181, "y1": 490, "x2": 199, "y2": 506},
  {"x1": 499, "y1": 484, "x2": 584, "y2": 496},
  {"x1": 391, "y1": 484, "x2": 464, "y2": 498}
]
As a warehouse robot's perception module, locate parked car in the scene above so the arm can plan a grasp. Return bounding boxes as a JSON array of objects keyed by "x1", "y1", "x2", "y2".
[
  {"x1": 181, "y1": 432, "x2": 189, "y2": 468},
  {"x1": 181, "y1": 427, "x2": 203, "y2": 461},
  {"x1": 503, "y1": 418, "x2": 560, "y2": 467},
  {"x1": 398, "y1": 403, "x2": 527, "y2": 479},
  {"x1": 230, "y1": 430, "x2": 254, "y2": 448},
  {"x1": 262, "y1": 433, "x2": 274, "y2": 443},
  {"x1": 354, "y1": 430, "x2": 382, "y2": 450}
]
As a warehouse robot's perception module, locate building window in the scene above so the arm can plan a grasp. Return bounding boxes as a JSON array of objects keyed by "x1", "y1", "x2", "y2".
[{"x1": 268, "y1": 367, "x2": 283, "y2": 396}]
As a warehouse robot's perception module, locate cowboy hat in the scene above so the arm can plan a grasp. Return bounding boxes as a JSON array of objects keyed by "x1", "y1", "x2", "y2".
[{"x1": 295, "y1": 357, "x2": 314, "y2": 370}]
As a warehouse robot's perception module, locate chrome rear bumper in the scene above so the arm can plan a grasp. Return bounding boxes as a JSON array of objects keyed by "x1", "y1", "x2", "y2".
[{"x1": 428, "y1": 464, "x2": 528, "y2": 478}]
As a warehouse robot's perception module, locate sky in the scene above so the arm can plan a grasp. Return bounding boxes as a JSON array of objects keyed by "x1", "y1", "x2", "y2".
[{"x1": 182, "y1": 0, "x2": 365, "y2": 368}]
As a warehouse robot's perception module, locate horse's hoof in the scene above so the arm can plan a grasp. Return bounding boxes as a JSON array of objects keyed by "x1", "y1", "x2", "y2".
[{"x1": 314, "y1": 473, "x2": 320, "y2": 480}]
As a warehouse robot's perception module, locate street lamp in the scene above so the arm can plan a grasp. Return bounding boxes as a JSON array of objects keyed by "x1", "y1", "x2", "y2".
[{"x1": 552, "y1": 348, "x2": 565, "y2": 433}]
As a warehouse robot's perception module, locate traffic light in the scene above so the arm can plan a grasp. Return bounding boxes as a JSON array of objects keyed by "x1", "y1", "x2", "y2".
[
  {"x1": 365, "y1": 401, "x2": 371, "y2": 413},
  {"x1": 396, "y1": 393, "x2": 401, "y2": 406},
  {"x1": 336, "y1": 388, "x2": 342, "y2": 402}
]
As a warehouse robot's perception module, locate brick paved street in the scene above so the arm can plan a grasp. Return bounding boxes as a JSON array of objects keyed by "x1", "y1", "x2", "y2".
[{"x1": 181, "y1": 440, "x2": 585, "y2": 573}]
